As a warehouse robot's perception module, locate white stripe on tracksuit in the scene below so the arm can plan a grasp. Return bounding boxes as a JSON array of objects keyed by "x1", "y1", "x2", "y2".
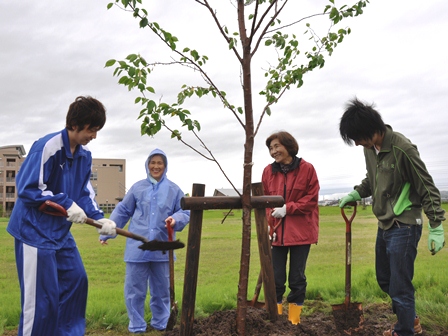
[{"x1": 23, "y1": 244, "x2": 37, "y2": 336}]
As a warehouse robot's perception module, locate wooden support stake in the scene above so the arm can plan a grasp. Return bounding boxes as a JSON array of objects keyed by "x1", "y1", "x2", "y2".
[
  {"x1": 181, "y1": 195, "x2": 284, "y2": 210},
  {"x1": 180, "y1": 184, "x2": 205, "y2": 336},
  {"x1": 179, "y1": 186, "x2": 284, "y2": 335},
  {"x1": 252, "y1": 183, "x2": 278, "y2": 321}
]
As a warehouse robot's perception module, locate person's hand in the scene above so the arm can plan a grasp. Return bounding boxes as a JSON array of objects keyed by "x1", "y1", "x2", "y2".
[
  {"x1": 96, "y1": 218, "x2": 117, "y2": 236},
  {"x1": 66, "y1": 202, "x2": 87, "y2": 223},
  {"x1": 339, "y1": 190, "x2": 361, "y2": 208},
  {"x1": 428, "y1": 224, "x2": 445, "y2": 255},
  {"x1": 271, "y1": 205, "x2": 286, "y2": 218},
  {"x1": 165, "y1": 216, "x2": 176, "y2": 227},
  {"x1": 99, "y1": 235, "x2": 111, "y2": 245}
]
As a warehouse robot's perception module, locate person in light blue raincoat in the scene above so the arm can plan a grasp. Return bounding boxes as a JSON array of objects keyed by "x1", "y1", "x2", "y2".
[{"x1": 100, "y1": 148, "x2": 190, "y2": 332}]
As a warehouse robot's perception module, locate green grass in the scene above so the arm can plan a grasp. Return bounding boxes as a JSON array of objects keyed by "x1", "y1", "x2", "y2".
[{"x1": 1, "y1": 206, "x2": 447, "y2": 335}]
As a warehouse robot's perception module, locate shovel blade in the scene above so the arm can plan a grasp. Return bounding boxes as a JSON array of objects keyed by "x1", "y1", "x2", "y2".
[
  {"x1": 332, "y1": 302, "x2": 364, "y2": 334},
  {"x1": 246, "y1": 300, "x2": 265, "y2": 309},
  {"x1": 138, "y1": 239, "x2": 185, "y2": 251},
  {"x1": 166, "y1": 302, "x2": 178, "y2": 331}
]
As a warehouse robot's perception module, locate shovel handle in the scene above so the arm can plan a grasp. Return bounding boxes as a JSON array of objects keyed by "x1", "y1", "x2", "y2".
[
  {"x1": 167, "y1": 219, "x2": 176, "y2": 304},
  {"x1": 341, "y1": 201, "x2": 357, "y2": 232},
  {"x1": 39, "y1": 200, "x2": 149, "y2": 243},
  {"x1": 340, "y1": 201, "x2": 357, "y2": 308}
]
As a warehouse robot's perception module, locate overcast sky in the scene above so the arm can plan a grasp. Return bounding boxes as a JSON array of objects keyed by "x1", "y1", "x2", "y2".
[{"x1": 1, "y1": 0, "x2": 447, "y2": 198}]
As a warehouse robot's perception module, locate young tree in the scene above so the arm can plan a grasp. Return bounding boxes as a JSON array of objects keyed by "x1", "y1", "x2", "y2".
[{"x1": 106, "y1": 0, "x2": 368, "y2": 334}]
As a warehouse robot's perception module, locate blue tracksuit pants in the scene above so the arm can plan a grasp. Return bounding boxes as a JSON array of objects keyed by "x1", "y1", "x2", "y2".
[{"x1": 14, "y1": 237, "x2": 88, "y2": 336}]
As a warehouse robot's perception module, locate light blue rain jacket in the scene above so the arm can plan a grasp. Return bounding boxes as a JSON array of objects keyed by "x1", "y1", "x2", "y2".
[{"x1": 103, "y1": 148, "x2": 190, "y2": 262}]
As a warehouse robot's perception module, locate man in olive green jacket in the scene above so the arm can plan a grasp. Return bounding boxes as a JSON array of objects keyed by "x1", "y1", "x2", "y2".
[{"x1": 338, "y1": 98, "x2": 445, "y2": 336}]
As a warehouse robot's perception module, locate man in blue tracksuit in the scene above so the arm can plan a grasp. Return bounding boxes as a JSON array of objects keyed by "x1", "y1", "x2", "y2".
[
  {"x1": 100, "y1": 148, "x2": 190, "y2": 332},
  {"x1": 7, "y1": 96, "x2": 117, "y2": 336}
]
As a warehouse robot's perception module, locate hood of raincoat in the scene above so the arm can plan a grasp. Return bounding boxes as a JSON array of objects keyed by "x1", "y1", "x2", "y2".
[{"x1": 145, "y1": 148, "x2": 168, "y2": 183}]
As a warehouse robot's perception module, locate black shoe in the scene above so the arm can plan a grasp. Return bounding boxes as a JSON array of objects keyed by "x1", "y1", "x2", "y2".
[{"x1": 146, "y1": 324, "x2": 166, "y2": 332}]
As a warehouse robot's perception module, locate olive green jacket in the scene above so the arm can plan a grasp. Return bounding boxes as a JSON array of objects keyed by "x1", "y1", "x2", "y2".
[{"x1": 355, "y1": 125, "x2": 445, "y2": 230}]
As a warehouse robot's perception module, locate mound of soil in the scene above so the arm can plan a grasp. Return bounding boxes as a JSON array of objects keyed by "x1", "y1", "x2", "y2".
[
  {"x1": 164, "y1": 301, "x2": 448, "y2": 336},
  {"x1": 4, "y1": 301, "x2": 447, "y2": 335}
]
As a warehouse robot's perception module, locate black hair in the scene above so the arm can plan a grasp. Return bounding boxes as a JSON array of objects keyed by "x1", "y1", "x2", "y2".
[
  {"x1": 65, "y1": 96, "x2": 106, "y2": 131},
  {"x1": 339, "y1": 97, "x2": 386, "y2": 145}
]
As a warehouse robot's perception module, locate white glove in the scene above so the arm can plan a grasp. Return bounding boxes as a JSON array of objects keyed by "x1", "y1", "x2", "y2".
[
  {"x1": 66, "y1": 202, "x2": 87, "y2": 223},
  {"x1": 96, "y1": 218, "x2": 117, "y2": 236},
  {"x1": 271, "y1": 205, "x2": 286, "y2": 218}
]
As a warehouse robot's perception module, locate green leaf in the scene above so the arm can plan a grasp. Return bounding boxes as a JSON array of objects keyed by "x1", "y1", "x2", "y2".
[
  {"x1": 140, "y1": 17, "x2": 148, "y2": 27},
  {"x1": 127, "y1": 54, "x2": 138, "y2": 62},
  {"x1": 105, "y1": 59, "x2": 116, "y2": 67},
  {"x1": 147, "y1": 100, "x2": 156, "y2": 112},
  {"x1": 229, "y1": 38, "x2": 235, "y2": 49},
  {"x1": 118, "y1": 76, "x2": 129, "y2": 84},
  {"x1": 191, "y1": 50, "x2": 199, "y2": 61}
]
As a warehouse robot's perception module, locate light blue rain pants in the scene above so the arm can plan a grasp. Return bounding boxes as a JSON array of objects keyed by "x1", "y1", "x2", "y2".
[{"x1": 125, "y1": 261, "x2": 170, "y2": 332}]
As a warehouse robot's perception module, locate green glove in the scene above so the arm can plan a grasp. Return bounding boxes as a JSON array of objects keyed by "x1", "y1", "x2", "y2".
[
  {"x1": 428, "y1": 224, "x2": 445, "y2": 255},
  {"x1": 339, "y1": 190, "x2": 361, "y2": 208}
]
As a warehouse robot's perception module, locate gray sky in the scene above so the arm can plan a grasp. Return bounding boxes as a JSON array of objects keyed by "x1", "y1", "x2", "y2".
[{"x1": 1, "y1": 0, "x2": 447, "y2": 198}]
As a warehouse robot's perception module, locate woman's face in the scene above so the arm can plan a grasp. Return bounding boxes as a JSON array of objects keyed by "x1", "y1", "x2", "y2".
[
  {"x1": 148, "y1": 155, "x2": 166, "y2": 181},
  {"x1": 269, "y1": 138, "x2": 293, "y2": 165}
]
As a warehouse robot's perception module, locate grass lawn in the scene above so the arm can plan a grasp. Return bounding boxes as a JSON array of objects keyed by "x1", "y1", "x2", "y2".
[{"x1": 1, "y1": 204, "x2": 447, "y2": 335}]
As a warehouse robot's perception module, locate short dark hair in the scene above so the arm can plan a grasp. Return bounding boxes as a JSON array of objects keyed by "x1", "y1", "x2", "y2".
[
  {"x1": 339, "y1": 98, "x2": 386, "y2": 145},
  {"x1": 265, "y1": 131, "x2": 299, "y2": 157},
  {"x1": 66, "y1": 96, "x2": 106, "y2": 131}
]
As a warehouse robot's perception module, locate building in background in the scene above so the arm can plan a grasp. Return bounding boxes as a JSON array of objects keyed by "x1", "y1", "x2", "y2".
[
  {"x1": 0, "y1": 145, "x2": 26, "y2": 217},
  {"x1": 0, "y1": 145, "x2": 126, "y2": 217},
  {"x1": 90, "y1": 158, "x2": 126, "y2": 213},
  {"x1": 213, "y1": 188, "x2": 242, "y2": 197}
]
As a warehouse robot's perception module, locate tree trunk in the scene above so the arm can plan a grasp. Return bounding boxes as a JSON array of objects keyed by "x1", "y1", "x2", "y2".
[{"x1": 236, "y1": 1, "x2": 254, "y2": 335}]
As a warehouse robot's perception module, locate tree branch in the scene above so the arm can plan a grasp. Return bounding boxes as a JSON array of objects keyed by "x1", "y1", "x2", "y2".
[
  {"x1": 125, "y1": 4, "x2": 246, "y2": 129},
  {"x1": 200, "y1": 0, "x2": 243, "y2": 64},
  {"x1": 162, "y1": 123, "x2": 213, "y2": 161},
  {"x1": 251, "y1": 0, "x2": 288, "y2": 57}
]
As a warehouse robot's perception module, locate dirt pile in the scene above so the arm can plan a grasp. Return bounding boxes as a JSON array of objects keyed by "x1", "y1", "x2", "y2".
[{"x1": 164, "y1": 302, "x2": 448, "y2": 336}]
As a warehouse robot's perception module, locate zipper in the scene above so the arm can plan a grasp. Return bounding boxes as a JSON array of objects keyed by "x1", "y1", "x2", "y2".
[
  {"x1": 281, "y1": 172, "x2": 287, "y2": 246},
  {"x1": 374, "y1": 151, "x2": 380, "y2": 203}
]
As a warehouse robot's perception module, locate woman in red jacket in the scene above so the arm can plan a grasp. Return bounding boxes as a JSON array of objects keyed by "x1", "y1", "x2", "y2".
[{"x1": 262, "y1": 131, "x2": 320, "y2": 325}]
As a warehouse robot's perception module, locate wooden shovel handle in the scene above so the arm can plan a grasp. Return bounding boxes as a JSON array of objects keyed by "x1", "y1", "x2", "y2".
[
  {"x1": 39, "y1": 200, "x2": 149, "y2": 243},
  {"x1": 167, "y1": 219, "x2": 176, "y2": 303},
  {"x1": 340, "y1": 201, "x2": 357, "y2": 308}
]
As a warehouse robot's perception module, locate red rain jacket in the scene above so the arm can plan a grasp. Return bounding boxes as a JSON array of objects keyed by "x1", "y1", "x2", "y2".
[{"x1": 262, "y1": 157, "x2": 319, "y2": 246}]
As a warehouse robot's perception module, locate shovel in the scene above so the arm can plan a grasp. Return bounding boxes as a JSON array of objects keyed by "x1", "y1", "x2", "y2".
[
  {"x1": 166, "y1": 221, "x2": 178, "y2": 331},
  {"x1": 247, "y1": 218, "x2": 281, "y2": 309},
  {"x1": 247, "y1": 271, "x2": 265, "y2": 308},
  {"x1": 38, "y1": 200, "x2": 185, "y2": 251},
  {"x1": 331, "y1": 202, "x2": 364, "y2": 334}
]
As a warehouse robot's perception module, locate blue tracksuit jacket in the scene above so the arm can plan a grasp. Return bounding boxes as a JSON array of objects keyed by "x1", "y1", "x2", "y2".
[{"x1": 7, "y1": 128, "x2": 104, "y2": 249}]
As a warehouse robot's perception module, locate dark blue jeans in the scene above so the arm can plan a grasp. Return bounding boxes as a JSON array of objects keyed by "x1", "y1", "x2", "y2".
[
  {"x1": 375, "y1": 222, "x2": 422, "y2": 336},
  {"x1": 271, "y1": 244, "x2": 311, "y2": 304}
]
